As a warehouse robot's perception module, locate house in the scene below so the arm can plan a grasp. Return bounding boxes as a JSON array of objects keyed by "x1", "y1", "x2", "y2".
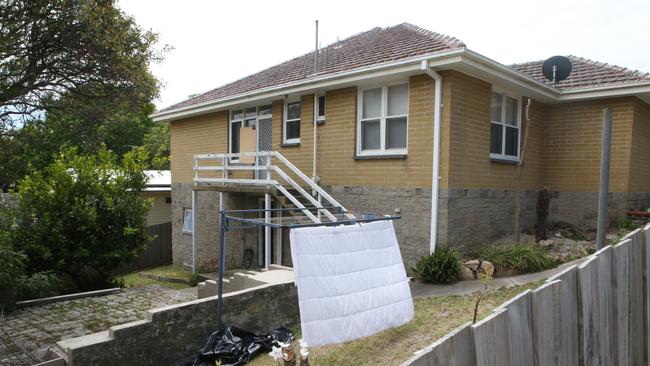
[
  {"x1": 142, "y1": 170, "x2": 172, "y2": 226},
  {"x1": 151, "y1": 23, "x2": 650, "y2": 272}
]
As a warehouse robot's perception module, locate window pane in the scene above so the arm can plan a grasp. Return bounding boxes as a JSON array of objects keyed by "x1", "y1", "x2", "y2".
[
  {"x1": 318, "y1": 95, "x2": 326, "y2": 117},
  {"x1": 244, "y1": 118, "x2": 256, "y2": 128},
  {"x1": 505, "y1": 97, "x2": 518, "y2": 126},
  {"x1": 183, "y1": 209, "x2": 193, "y2": 233},
  {"x1": 386, "y1": 117, "x2": 407, "y2": 149},
  {"x1": 490, "y1": 123, "x2": 502, "y2": 154},
  {"x1": 245, "y1": 107, "x2": 256, "y2": 118},
  {"x1": 491, "y1": 93, "x2": 502, "y2": 122},
  {"x1": 505, "y1": 126, "x2": 519, "y2": 156},
  {"x1": 232, "y1": 110, "x2": 243, "y2": 121},
  {"x1": 361, "y1": 120, "x2": 380, "y2": 150},
  {"x1": 287, "y1": 102, "x2": 300, "y2": 120},
  {"x1": 286, "y1": 120, "x2": 300, "y2": 140},
  {"x1": 387, "y1": 84, "x2": 408, "y2": 116},
  {"x1": 231, "y1": 122, "x2": 241, "y2": 153},
  {"x1": 362, "y1": 88, "x2": 382, "y2": 119},
  {"x1": 258, "y1": 105, "x2": 272, "y2": 116}
]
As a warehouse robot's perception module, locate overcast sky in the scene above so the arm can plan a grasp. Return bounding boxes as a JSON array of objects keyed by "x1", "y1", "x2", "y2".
[{"x1": 118, "y1": 0, "x2": 650, "y2": 110}]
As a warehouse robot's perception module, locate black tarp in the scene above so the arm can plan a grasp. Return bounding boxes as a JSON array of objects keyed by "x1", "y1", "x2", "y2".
[{"x1": 190, "y1": 326, "x2": 295, "y2": 366}]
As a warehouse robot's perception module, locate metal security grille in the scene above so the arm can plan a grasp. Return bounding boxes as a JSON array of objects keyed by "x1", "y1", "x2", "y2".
[{"x1": 256, "y1": 118, "x2": 273, "y2": 180}]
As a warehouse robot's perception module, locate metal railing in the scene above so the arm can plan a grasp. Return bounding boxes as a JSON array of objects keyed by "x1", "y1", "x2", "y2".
[{"x1": 193, "y1": 151, "x2": 349, "y2": 223}]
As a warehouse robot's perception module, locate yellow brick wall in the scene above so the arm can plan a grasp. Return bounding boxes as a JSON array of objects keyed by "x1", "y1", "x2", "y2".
[
  {"x1": 629, "y1": 98, "x2": 650, "y2": 192},
  {"x1": 543, "y1": 98, "x2": 635, "y2": 192},
  {"x1": 316, "y1": 75, "x2": 434, "y2": 187},
  {"x1": 442, "y1": 70, "x2": 544, "y2": 190},
  {"x1": 170, "y1": 111, "x2": 228, "y2": 184},
  {"x1": 168, "y1": 72, "x2": 647, "y2": 195}
]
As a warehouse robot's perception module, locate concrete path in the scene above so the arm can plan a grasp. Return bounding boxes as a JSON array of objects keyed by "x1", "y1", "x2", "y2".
[
  {"x1": 410, "y1": 257, "x2": 588, "y2": 298},
  {"x1": 0, "y1": 285, "x2": 196, "y2": 364}
]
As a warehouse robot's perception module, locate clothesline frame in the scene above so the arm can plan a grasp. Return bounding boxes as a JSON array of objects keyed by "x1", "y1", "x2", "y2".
[{"x1": 215, "y1": 206, "x2": 401, "y2": 329}]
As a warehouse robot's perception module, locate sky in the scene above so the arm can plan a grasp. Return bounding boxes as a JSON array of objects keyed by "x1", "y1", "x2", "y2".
[{"x1": 117, "y1": 0, "x2": 650, "y2": 110}]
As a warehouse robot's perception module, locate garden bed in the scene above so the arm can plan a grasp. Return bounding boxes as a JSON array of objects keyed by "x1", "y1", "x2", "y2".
[{"x1": 246, "y1": 282, "x2": 541, "y2": 366}]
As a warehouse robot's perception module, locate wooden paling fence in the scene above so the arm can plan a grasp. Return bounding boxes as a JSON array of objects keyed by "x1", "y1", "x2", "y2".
[
  {"x1": 112, "y1": 221, "x2": 172, "y2": 275},
  {"x1": 404, "y1": 224, "x2": 650, "y2": 366}
]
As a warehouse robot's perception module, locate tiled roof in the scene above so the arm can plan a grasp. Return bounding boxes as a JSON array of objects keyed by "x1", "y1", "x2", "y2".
[
  {"x1": 511, "y1": 56, "x2": 650, "y2": 91},
  {"x1": 159, "y1": 23, "x2": 465, "y2": 112}
]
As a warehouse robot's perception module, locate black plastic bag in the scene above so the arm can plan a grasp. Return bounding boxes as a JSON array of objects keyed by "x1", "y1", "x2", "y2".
[{"x1": 190, "y1": 326, "x2": 294, "y2": 366}]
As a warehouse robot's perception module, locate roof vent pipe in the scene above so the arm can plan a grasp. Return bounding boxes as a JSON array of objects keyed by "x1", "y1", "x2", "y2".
[{"x1": 314, "y1": 20, "x2": 319, "y2": 75}]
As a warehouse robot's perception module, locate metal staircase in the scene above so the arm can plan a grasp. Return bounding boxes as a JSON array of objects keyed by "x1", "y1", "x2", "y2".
[{"x1": 193, "y1": 151, "x2": 351, "y2": 223}]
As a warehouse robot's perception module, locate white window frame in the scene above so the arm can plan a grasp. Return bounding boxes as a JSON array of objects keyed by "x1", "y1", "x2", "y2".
[
  {"x1": 182, "y1": 208, "x2": 193, "y2": 234},
  {"x1": 316, "y1": 94, "x2": 326, "y2": 122},
  {"x1": 356, "y1": 82, "x2": 409, "y2": 156},
  {"x1": 283, "y1": 99, "x2": 301, "y2": 144},
  {"x1": 489, "y1": 90, "x2": 522, "y2": 162},
  {"x1": 228, "y1": 105, "x2": 273, "y2": 162}
]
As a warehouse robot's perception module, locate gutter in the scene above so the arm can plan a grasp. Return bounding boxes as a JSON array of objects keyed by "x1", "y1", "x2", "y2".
[{"x1": 420, "y1": 60, "x2": 442, "y2": 254}]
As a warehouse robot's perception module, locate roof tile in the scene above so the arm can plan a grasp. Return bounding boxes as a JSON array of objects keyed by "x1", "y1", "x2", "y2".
[
  {"x1": 159, "y1": 23, "x2": 465, "y2": 112},
  {"x1": 510, "y1": 56, "x2": 650, "y2": 90}
]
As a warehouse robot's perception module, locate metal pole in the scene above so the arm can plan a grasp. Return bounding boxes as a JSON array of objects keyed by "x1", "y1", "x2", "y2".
[
  {"x1": 596, "y1": 108, "x2": 612, "y2": 249},
  {"x1": 216, "y1": 211, "x2": 226, "y2": 329},
  {"x1": 264, "y1": 193, "x2": 271, "y2": 269},
  {"x1": 191, "y1": 189, "x2": 197, "y2": 273}
]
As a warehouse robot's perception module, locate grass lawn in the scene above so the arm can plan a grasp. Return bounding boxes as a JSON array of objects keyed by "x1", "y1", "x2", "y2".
[
  {"x1": 248, "y1": 282, "x2": 541, "y2": 366},
  {"x1": 116, "y1": 265, "x2": 196, "y2": 290}
]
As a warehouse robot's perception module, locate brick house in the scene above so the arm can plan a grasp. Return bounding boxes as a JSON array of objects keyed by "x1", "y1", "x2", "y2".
[{"x1": 152, "y1": 23, "x2": 650, "y2": 272}]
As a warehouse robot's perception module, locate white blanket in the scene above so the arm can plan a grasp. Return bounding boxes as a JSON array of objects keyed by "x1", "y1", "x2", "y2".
[{"x1": 290, "y1": 220, "x2": 414, "y2": 346}]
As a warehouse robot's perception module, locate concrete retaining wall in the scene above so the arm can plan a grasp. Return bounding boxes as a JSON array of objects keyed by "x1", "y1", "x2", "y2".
[{"x1": 55, "y1": 280, "x2": 299, "y2": 366}]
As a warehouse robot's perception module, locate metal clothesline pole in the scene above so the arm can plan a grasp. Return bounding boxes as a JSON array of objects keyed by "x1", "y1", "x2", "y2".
[{"x1": 216, "y1": 211, "x2": 227, "y2": 330}]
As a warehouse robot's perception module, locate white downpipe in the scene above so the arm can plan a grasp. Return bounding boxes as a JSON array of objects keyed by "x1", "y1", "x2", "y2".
[
  {"x1": 420, "y1": 60, "x2": 442, "y2": 254},
  {"x1": 313, "y1": 93, "x2": 318, "y2": 185}
]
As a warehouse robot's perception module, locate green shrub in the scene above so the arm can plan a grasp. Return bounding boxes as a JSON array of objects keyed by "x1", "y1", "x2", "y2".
[
  {"x1": 474, "y1": 243, "x2": 556, "y2": 274},
  {"x1": 412, "y1": 245, "x2": 461, "y2": 284},
  {"x1": 617, "y1": 217, "x2": 636, "y2": 231},
  {"x1": 0, "y1": 234, "x2": 60, "y2": 311},
  {"x1": 9, "y1": 147, "x2": 152, "y2": 293}
]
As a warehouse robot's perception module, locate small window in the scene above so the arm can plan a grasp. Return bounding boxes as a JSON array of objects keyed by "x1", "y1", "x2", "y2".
[
  {"x1": 182, "y1": 209, "x2": 193, "y2": 234},
  {"x1": 284, "y1": 100, "x2": 301, "y2": 143},
  {"x1": 490, "y1": 91, "x2": 520, "y2": 160},
  {"x1": 317, "y1": 95, "x2": 326, "y2": 122},
  {"x1": 357, "y1": 83, "x2": 408, "y2": 156},
  {"x1": 165, "y1": 197, "x2": 172, "y2": 204}
]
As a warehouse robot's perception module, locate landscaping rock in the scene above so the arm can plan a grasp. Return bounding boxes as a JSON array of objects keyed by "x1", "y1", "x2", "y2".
[
  {"x1": 460, "y1": 264, "x2": 475, "y2": 281},
  {"x1": 539, "y1": 239, "x2": 554, "y2": 248},
  {"x1": 463, "y1": 259, "x2": 494, "y2": 280}
]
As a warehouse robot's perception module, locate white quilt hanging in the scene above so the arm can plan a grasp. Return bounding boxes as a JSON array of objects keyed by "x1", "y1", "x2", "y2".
[{"x1": 290, "y1": 220, "x2": 414, "y2": 346}]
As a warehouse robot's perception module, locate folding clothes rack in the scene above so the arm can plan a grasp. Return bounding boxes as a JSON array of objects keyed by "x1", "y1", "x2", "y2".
[{"x1": 215, "y1": 206, "x2": 400, "y2": 328}]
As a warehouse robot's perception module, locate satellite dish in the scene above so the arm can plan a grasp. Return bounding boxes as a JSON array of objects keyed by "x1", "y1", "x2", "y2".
[{"x1": 542, "y1": 56, "x2": 573, "y2": 85}]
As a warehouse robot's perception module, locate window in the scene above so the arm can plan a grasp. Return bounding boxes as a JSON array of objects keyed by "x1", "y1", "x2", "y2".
[
  {"x1": 284, "y1": 100, "x2": 301, "y2": 143},
  {"x1": 357, "y1": 83, "x2": 408, "y2": 155},
  {"x1": 317, "y1": 95, "x2": 326, "y2": 122},
  {"x1": 490, "y1": 92, "x2": 520, "y2": 160},
  {"x1": 182, "y1": 209, "x2": 193, "y2": 234},
  {"x1": 229, "y1": 105, "x2": 272, "y2": 161}
]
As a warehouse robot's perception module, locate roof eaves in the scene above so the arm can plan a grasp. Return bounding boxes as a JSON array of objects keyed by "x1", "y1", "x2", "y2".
[{"x1": 151, "y1": 48, "x2": 467, "y2": 122}]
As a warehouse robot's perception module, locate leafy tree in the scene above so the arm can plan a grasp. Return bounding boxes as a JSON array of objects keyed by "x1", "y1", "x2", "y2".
[
  {"x1": 0, "y1": 0, "x2": 164, "y2": 135},
  {"x1": 0, "y1": 101, "x2": 168, "y2": 186},
  {"x1": 142, "y1": 122, "x2": 170, "y2": 170},
  {"x1": 9, "y1": 147, "x2": 152, "y2": 291}
]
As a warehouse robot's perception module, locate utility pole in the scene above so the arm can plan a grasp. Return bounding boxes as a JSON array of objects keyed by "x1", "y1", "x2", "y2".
[{"x1": 596, "y1": 108, "x2": 612, "y2": 249}]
